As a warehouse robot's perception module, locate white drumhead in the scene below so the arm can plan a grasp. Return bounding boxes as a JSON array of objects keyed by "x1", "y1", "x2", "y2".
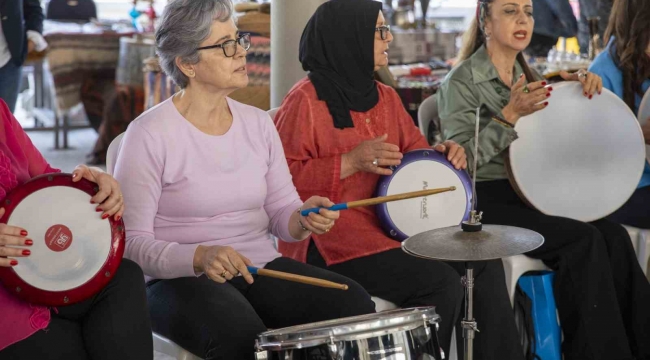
[
  {"x1": 509, "y1": 82, "x2": 645, "y2": 222},
  {"x1": 385, "y1": 161, "x2": 468, "y2": 236},
  {"x1": 9, "y1": 187, "x2": 112, "y2": 291},
  {"x1": 637, "y1": 88, "x2": 650, "y2": 163}
]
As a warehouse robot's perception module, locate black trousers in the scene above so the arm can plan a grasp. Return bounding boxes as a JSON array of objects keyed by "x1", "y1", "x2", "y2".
[
  {"x1": 477, "y1": 180, "x2": 650, "y2": 360},
  {"x1": 146, "y1": 256, "x2": 376, "y2": 360},
  {"x1": 307, "y1": 242, "x2": 524, "y2": 360},
  {"x1": 607, "y1": 186, "x2": 650, "y2": 229},
  {"x1": 0, "y1": 259, "x2": 153, "y2": 360}
]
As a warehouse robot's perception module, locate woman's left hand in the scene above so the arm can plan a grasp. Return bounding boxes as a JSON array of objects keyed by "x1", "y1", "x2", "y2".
[
  {"x1": 72, "y1": 165, "x2": 124, "y2": 221},
  {"x1": 560, "y1": 69, "x2": 603, "y2": 99},
  {"x1": 433, "y1": 140, "x2": 467, "y2": 170},
  {"x1": 300, "y1": 196, "x2": 340, "y2": 235}
]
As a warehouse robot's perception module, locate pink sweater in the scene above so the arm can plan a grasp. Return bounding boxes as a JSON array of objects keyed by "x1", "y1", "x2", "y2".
[
  {"x1": 114, "y1": 97, "x2": 304, "y2": 281},
  {"x1": 0, "y1": 100, "x2": 59, "y2": 351}
]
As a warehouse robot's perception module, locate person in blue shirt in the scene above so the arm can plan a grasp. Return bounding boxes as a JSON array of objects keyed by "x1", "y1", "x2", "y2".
[{"x1": 589, "y1": 0, "x2": 650, "y2": 229}]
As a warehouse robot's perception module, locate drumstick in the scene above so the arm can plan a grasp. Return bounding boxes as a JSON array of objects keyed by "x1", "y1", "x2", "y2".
[
  {"x1": 300, "y1": 186, "x2": 456, "y2": 216},
  {"x1": 246, "y1": 266, "x2": 348, "y2": 290}
]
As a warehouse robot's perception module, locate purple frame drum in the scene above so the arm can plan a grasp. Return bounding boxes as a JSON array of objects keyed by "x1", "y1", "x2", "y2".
[{"x1": 376, "y1": 149, "x2": 473, "y2": 241}]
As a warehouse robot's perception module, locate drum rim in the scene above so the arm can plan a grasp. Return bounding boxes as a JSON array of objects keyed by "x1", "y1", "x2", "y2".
[
  {"x1": 508, "y1": 82, "x2": 646, "y2": 222},
  {"x1": 0, "y1": 173, "x2": 125, "y2": 307},
  {"x1": 256, "y1": 307, "x2": 440, "y2": 350},
  {"x1": 376, "y1": 149, "x2": 473, "y2": 240}
]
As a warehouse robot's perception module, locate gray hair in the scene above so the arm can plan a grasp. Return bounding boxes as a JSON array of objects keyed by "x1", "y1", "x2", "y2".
[{"x1": 156, "y1": 0, "x2": 234, "y2": 88}]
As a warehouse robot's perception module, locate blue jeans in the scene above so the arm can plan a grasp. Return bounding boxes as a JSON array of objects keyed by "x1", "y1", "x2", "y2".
[{"x1": 0, "y1": 60, "x2": 22, "y2": 113}]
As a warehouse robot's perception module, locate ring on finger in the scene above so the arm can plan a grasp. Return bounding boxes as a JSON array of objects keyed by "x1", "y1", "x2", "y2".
[
  {"x1": 522, "y1": 85, "x2": 530, "y2": 93},
  {"x1": 220, "y1": 270, "x2": 228, "y2": 278},
  {"x1": 372, "y1": 158, "x2": 379, "y2": 166},
  {"x1": 578, "y1": 70, "x2": 587, "y2": 80}
]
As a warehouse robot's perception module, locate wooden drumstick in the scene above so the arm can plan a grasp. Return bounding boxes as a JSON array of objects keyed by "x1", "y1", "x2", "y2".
[
  {"x1": 247, "y1": 266, "x2": 348, "y2": 290},
  {"x1": 300, "y1": 186, "x2": 456, "y2": 216}
]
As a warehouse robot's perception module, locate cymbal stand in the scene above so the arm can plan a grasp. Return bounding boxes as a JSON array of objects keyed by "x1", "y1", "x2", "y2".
[{"x1": 459, "y1": 105, "x2": 486, "y2": 360}]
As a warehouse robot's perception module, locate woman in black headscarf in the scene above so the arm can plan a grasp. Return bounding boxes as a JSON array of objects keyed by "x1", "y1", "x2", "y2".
[{"x1": 275, "y1": 1, "x2": 524, "y2": 359}]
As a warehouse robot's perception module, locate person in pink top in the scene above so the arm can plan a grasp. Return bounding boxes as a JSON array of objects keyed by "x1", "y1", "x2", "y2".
[
  {"x1": 0, "y1": 99, "x2": 153, "y2": 359},
  {"x1": 113, "y1": 1, "x2": 376, "y2": 359}
]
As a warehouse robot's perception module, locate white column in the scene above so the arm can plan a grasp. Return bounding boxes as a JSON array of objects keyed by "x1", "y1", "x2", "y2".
[{"x1": 270, "y1": 0, "x2": 327, "y2": 108}]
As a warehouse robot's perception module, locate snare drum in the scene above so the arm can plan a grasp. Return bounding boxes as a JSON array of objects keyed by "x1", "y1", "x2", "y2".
[
  {"x1": 0, "y1": 173, "x2": 125, "y2": 307},
  {"x1": 376, "y1": 149, "x2": 473, "y2": 241},
  {"x1": 508, "y1": 82, "x2": 645, "y2": 222},
  {"x1": 255, "y1": 307, "x2": 443, "y2": 360}
]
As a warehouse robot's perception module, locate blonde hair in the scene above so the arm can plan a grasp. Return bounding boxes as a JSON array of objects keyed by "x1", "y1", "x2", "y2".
[{"x1": 456, "y1": 1, "x2": 536, "y2": 82}]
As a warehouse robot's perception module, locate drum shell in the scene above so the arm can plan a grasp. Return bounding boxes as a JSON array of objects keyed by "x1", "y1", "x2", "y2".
[
  {"x1": 255, "y1": 324, "x2": 442, "y2": 360},
  {"x1": 255, "y1": 307, "x2": 443, "y2": 360}
]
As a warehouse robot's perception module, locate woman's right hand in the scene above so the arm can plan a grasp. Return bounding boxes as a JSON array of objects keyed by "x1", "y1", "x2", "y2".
[
  {"x1": 341, "y1": 134, "x2": 403, "y2": 177},
  {"x1": 0, "y1": 208, "x2": 31, "y2": 267},
  {"x1": 502, "y1": 75, "x2": 552, "y2": 125},
  {"x1": 193, "y1": 245, "x2": 254, "y2": 284}
]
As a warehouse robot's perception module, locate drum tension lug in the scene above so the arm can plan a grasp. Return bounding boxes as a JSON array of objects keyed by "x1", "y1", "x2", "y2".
[{"x1": 327, "y1": 335, "x2": 338, "y2": 358}]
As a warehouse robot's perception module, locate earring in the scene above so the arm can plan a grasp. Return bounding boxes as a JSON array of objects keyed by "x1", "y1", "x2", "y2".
[
  {"x1": 188, "y1": 71, "x2": 195, "y2": 77},
  {"x1": 485, "y1": 32, "x2": 492, "y2": 41}
]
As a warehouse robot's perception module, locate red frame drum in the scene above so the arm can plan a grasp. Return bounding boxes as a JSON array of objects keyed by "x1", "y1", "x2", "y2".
[{"x1": 0, "y1": 173, "x2": 125, "y2": 306}]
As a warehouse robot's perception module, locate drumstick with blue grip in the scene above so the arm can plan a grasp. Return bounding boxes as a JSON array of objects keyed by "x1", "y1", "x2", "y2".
[
  {"x1": 300, "y1": 187, "x2": 456, "y2": 216},
  {"x1": 246, "y1": 266, "x2": 348, "y2": 290}
]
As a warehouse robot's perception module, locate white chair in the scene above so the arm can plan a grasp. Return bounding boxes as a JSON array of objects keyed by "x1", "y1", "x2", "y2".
[
  {"x1": 640, "y1": 231, "x2": 650, "y2": 277},
  {"x1": 623, "y1": 225, "x2": 650, "y2": 277},
  {"x1": 417, "y1": 95, "x2": 441, "y2": 145},
  {"x1": 502, "y1": 255, "x2": 551, "y2": 306},
  {"x1": 106, "y1": 132, "x2": 125, "y2": 175},
  {"x1": 267, "y1": 107, "x2": 280, "y2": 123}
]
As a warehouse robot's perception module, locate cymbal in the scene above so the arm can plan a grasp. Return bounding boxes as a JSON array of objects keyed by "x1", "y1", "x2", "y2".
[{"x1": 401, "y1": 225, "x2": 544, "y2": 262}]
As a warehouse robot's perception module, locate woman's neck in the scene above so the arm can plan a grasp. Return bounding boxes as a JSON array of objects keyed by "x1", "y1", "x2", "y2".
[
  {"x1": 486, "y1": 41, "x2": 520, "y2": 86},
  {"x1": 173, "y1": 84, "x2": 233, "y2": 135}
]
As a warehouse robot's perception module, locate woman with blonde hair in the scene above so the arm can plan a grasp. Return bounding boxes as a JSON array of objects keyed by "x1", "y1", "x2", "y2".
[{"x1": 438, "y1": 0, "x2": 650, "y2": 359}]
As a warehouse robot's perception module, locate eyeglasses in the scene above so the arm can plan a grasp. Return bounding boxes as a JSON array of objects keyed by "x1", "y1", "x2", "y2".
[
  {"x1": 375, "y1": 25, "x2": 391, "y2": 40},
  {"x1": 196, "y1": 33, "x2": 251, "y2": 57}
]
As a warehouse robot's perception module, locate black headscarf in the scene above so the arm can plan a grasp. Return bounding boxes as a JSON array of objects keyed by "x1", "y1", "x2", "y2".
[{"x1": 299, "y1": 0, "x2": 383, "y2": 129}]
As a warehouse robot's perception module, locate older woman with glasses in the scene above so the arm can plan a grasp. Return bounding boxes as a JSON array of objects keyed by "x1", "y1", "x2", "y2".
[{"x1": 113, "y1": 0, "x2": 376, "y2": 359}]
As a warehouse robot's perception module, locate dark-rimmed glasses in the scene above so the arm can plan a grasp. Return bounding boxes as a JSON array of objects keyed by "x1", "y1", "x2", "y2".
[
  {"x1": 196, "y1": 33, "x2": 251, "y2": 57},
  {"x1": 375, "y1": 25, "x2": 391, "y2": 40}
]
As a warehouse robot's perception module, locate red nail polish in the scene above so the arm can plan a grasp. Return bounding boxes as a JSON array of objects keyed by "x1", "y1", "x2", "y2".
[
  {"x1": 584, "y1": 92, "x2": 588, "y2": 96},
  {"x1": 102, "y1": 213, "x2": 110, "y2": 219},
  {"x1": 541, "y1": 82, "x2": 547, "y2": 86},
  {"x1": 20, "y1": 230, "x2": 28, "y2": 236},
  {"x1": 10, "y1": 260, "x2": 18, "y2": 266},
  {"x1": 115, "y1": 215, "x2": 121, "y2": 221},
  {"x1": 22, "y1": 250, "x2": 30, "y2": 256},
  {"x1": 598, "y1": 91, "x2": 602, "y2": 95},
  {"x1": 25, "y1": 239, "x2": 33, "y2": 246},
  {"x1": 544, "y1": 102, "x2": 549, "y2": 106},
  {"x1": 546, "y1": 93, "x2": 551, "y2": 97},
  {"x1": 90, "y1": 200, "x2": 94, "y2": 204},
  {"x1": 548, "y1": 87, "x2": 553, "y2": 91},
  {"x1": 589, "y1": 95, "x2": 593, "y2": 99},
  {"x1": 96, "y1": 207, "x2": 102, "y2": 212}
]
